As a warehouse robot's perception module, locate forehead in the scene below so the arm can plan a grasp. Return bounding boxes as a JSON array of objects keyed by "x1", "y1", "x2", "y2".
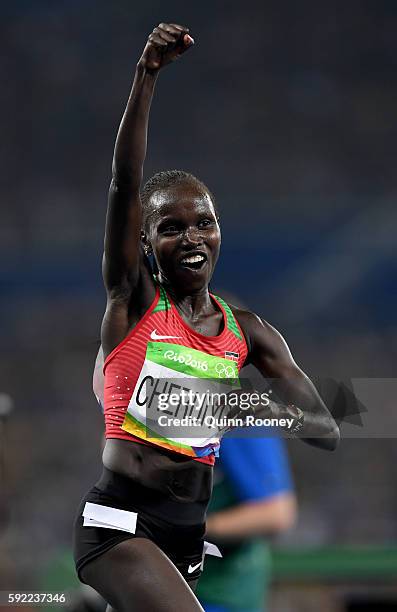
[{"x1": 148, "y1": 183, "x2": 216, "y2": 221}]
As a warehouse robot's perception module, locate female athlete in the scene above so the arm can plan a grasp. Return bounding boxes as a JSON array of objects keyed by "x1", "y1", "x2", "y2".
[{"x1": 73, "y1": 23, "x2": 340, "y2": 612}]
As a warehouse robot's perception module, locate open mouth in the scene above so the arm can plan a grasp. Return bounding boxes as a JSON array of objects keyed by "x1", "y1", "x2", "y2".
[{"x1": 180, "y1": 253, "x2": 207, "y2": 271}]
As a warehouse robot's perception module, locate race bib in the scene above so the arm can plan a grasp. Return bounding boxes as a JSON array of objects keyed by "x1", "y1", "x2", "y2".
[{"x1": 121, "y1": 342, "x2": 240, "y2": 455}]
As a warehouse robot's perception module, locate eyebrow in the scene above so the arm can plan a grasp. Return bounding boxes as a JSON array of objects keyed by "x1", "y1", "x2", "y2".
[
  {"x1": 155, "y1": 207, "x2": 217, "y2": 227},
  {"x1": 157, "y1": 216, "x2": 180, "y2": 224},
  {"x1": 156, "y1": 218, "x2": 181, "y2": 231}
]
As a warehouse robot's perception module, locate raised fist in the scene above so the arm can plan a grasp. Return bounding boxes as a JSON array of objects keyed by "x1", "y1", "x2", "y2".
[{"x1": 139, "y1": 23, "x2": 194, "y2": 71}]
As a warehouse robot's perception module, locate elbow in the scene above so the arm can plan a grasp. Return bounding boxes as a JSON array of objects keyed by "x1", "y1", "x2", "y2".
[
  {"x1": 278, "y1": 497, "x2": 297, "y2": 532},
  {"x1": 274, "y1": 510, "x2": 297, "y2": 533},
  {"x1": 325, "y1": 423, "x2": 341, "y2": 451},
  {"x1": 270, "y1": 494, "x2": 298, "y2": 533},
  {"x1": 306, "y1": 424, "x2": 340, "y2": 451}
]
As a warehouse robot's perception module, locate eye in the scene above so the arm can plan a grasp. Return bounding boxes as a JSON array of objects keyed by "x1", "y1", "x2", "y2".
[
  {"x1": 160, "y1": 223, "x2": 180, "y2": 235},
  {"x1": 198, "y1": 218, "x2": 214, "y2": 229}
]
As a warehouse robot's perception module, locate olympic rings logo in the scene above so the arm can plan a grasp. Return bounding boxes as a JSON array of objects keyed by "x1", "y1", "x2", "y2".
[{"x1": 215, "y1": 363, "x2": 237, "y2": 378}]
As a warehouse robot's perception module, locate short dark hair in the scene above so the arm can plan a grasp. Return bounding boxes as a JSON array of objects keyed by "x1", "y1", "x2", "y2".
[{"x1": 140, "y1": 170, "x2": 218, "y2": 231}]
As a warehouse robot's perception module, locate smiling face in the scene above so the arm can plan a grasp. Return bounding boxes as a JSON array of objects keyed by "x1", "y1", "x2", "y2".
[{"x1": 143, "y1": 181, "x2": 221, "y2": 293}]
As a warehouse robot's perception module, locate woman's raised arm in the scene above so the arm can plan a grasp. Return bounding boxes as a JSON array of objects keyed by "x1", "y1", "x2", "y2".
[{"x1": 102, "y1": 24, "x2": 194, "y2": 297}]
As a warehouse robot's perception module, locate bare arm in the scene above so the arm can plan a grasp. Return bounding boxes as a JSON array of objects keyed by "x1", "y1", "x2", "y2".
[
  {"x1": 103, "y1": 24, "x2": 194, "y2": 296},
  {"x1": 103, "y1": 67, "x2": 157, "y2": 296},
  {"x1": 205, "y1": 492, "x2": 296, "y2": 541},
  {"x1": 235, "y1": 310, "x2": 340, "y2": 451}
]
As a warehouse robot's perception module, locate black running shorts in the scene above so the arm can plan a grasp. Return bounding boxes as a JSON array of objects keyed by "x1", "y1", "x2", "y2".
[{"x1": 73, "y1": 467, "x2": 211, "y2": 586}]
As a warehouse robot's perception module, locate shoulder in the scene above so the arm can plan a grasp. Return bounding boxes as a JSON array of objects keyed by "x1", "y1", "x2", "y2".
[
  {"x1": 229, "y1": 305, "x2": 281, "y2": 349},
  {"x1": 227, "y1": 305, "x2": 293, "y2": 371}
]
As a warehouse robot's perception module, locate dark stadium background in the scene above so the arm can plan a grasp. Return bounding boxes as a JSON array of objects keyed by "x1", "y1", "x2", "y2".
[{"x1": 1, "y1": 1, "x2": 397, "y2": 610}]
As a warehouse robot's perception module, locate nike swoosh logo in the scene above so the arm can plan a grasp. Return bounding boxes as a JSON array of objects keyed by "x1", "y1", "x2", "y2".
[
  {"x1": 150, "y1": 330, "x2": 182, "y2": 341},
  {"x1": 187, "y1": 561, "x2": 202, "y2": 574}
]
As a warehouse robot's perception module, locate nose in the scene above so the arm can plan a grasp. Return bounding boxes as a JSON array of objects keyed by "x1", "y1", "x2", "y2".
[{"x1": 181, "y1": 226, "x2": 203, "y2": 246}]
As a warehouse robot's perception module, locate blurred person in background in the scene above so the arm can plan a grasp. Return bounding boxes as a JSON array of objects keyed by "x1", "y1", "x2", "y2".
[
  {"x1": 197, "y1": 432, "x2": 296, "y2": 612},
  {"x1": 0, "y1": 394, "x2": 13, "y2": 534}
]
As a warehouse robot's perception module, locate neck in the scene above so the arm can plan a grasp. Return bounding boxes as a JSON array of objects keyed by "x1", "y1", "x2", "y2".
[{"x1": 158, "y1": 275, "x2": 214, "y2": 319}]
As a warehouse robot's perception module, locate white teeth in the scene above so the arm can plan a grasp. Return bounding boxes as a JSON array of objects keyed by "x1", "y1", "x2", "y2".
[{"x1": 181, "y1": 255, "x2": 205, "y2": 264}]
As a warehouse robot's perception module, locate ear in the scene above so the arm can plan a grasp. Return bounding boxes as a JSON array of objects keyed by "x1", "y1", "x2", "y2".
[{"x1": 141, "y1": 231, "x2": 153, "y2": 256}]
